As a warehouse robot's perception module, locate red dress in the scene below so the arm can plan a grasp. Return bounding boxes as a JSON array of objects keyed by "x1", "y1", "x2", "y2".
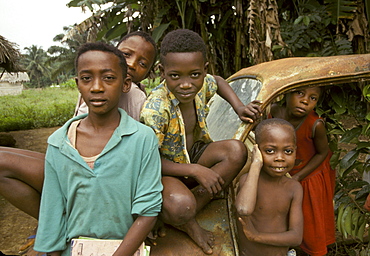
[{"x1": 289, "y1": 111, "x2": 336, "y2": 256}]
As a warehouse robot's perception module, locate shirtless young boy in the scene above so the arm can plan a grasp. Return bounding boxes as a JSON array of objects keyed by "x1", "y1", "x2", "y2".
[
  {"x1": 140, "y1": 29, "x2": 261, "y2": 254},
  {"x1": 235, "y1": 118, "x2": 303, "y2": 256},
  {"x1": 34, "y1": 42, "x2": 162, "y2": 255}
]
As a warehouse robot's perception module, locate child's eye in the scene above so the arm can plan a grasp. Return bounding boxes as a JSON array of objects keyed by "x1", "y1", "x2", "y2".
[
  {"x1": 104, "y1": 76, "x2": 116, "y2": 80},
  {"x1": 81, "y1": 76, "x2": 91, "y2": 81},
  {"x1": 265, "y1": 149, "x2": 274, "y2": 154},
  {"x1": 295, "y1": 91, "x2": 304, "y2": 96},
  {"x1": 170, "y1": 74, "x2": 179, "y2": 79},
  {"x1": 311, "y1": 96, "x2": 317, "y2": 101},
  {"x1": 122, "y1": 52, "x2": 130, "y2": 57},
  {"x1": 285, "y1": 149, "x2": 294, "y2": 154},
  {"x1": 191, "y1": 72, "x2": 200, "y2": 78},
  {"x1": 139, "y1": 61, "x2": 148, "y2": 68}
]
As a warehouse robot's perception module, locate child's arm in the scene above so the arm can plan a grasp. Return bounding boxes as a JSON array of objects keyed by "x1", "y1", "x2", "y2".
[
  {"x1": 113, "y1": 216, "x2": 157, "y2": 256},
  {"x1": 213, "y1": 75, "x2": 262, "y2": 123},
  {"x1": 235, "y1": 144, "x2": 263, "y2": 216},
  {"x1": 292, "y1": 120, "x2": 329, "y2": 181},
  {"x1": 46, "y1": 252, "x2": 62, "y2": 256},
  {"x1": 238, "y1": 181, "x2": 303, "y2": 246},
  {"x1": 161, "y1": 158, "x2": 225, "y2": 196}
]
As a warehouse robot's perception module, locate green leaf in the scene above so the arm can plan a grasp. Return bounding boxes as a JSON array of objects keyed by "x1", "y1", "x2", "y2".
[
  {"x1": 331, "y1": 90, "x2": 345, "y2": 108},
  {"x1": 294, "y1": 16, "x2": 303, "y2": 25},
  {"x1": 339, "y1": 127, "x2": 362, "y2": 143},
  {"x1": 328, "y1": 128, "x2": 344, "y2": 135},
  {"x1": 357, "y1": 142, "x2": 370, "y2": 150},
  {"x1": 339, "y1": 150, "x2": 359, "y2": 171},
  {"x1": 356, "y1": 184, "x2": 370, "y2": 200},
  {"x1": 105, "y1": 22, "x2": 128, "y2": 40},
  {"x1": 152, "y1": 23, "x2": 171, "y2": 43},
  {"x1": 330, "y1": 151, "x2": 341, "y2": 169},
  {"x1": 366, "y1": 112, "x2": 370, "y2": 122},
  {"x1": 346, "y1": 180, "x2": 369, "y2": 191},
  {"x1": 303, "y1": 16, "x2": 310, "y2": 26}
]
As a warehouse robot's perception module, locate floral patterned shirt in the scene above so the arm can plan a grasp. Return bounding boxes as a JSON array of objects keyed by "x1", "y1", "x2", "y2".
[{"x1": 140, "y1": 74, "x2": 218, "y2": 164}]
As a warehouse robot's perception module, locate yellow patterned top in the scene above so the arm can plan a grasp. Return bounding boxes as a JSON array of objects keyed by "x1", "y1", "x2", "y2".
[{"x1": 140, "y1": 74, "x2": 218, "y2": 164}]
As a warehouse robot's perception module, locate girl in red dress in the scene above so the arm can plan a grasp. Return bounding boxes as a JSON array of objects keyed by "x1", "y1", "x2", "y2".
[{"x1": 270, "y1": 86, "x2": 336, "y2": 256}]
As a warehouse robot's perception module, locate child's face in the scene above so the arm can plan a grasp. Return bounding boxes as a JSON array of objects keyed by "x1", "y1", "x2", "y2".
[
  {"x1": 160, "y1": 52, "x2": 208, "y2": 105},
  {"x1": 286, "y1": 87, "x2": 321, "y2": 117},
  {"x1": 76, "y1": 50, "x2": 130, "y2": 115},
  {"x1": 258, "y1": 125, "x2": 296, "y2": 178},
  {"x1": 117, "y1": 35, "x2": 156, "y2": 84}
]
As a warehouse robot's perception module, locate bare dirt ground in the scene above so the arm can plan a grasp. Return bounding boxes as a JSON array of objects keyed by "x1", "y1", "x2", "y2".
[{"x1": 0, "y1": 127, "x2": 60, "y2": 255}]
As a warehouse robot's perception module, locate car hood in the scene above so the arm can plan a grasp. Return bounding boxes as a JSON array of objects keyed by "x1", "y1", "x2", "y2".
[{"x1": 229, "y1": 54, "x2": 370, "y2": 142}]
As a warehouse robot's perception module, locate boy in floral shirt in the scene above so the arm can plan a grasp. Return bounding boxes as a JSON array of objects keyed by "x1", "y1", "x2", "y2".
[{"x1": 141, "y1": 29, "x2": 261, "y2": 254}]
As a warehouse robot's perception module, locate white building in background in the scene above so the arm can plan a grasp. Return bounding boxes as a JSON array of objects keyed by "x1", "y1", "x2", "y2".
[{"x1": 0, "y1": 72, "x2": 29, "y2": 96}]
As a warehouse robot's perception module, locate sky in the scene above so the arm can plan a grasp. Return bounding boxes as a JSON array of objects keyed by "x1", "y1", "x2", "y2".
[{"x1": 1, "y1": 0, "x2": 92, "y2": 52}]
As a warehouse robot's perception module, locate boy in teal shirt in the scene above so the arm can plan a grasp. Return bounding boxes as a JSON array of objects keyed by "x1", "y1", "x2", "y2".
[{"x1": 34, "y1": 42, "x2": 162, "y2": 256}]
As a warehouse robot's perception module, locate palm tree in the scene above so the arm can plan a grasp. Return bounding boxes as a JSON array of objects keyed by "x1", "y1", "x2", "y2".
[
  {"x1": 47, "y1": 26, "x2": 90, "y2": 83},
  {"x1": 22, "y1": 45, "x2": 51, "y2": 88}
]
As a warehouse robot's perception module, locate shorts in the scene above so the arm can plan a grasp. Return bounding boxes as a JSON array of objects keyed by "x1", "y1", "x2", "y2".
[{"x1": 188, "y1": 140, "x2": 210, "y2": 163}]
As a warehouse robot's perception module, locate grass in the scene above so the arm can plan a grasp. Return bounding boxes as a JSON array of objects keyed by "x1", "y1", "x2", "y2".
[{"x1": 0, "y1": 88, "x2": 79, "y2": 132}]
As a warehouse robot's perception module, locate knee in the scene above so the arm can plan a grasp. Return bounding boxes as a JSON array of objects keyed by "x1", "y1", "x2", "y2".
[
  {"x1": 225, "y1": 139, "x2": 247, "y2": 164},
  {"x1": 162, "y1": 192, "x2": 196, "y2": 225}
]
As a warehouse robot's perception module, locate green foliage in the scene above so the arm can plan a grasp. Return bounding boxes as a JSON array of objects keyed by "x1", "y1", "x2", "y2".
[
  {"x1": 66, "y1": 0, "x2": 255, "y2": 78},
  {"x1": 21, "y1": 45, "x2": 53, "y2": 88},
  {"x1": 278, "y1": 1, "x2": 354, "y2": 58},
  {"x1": 59, "y1": 78, "x2": 77, "y2": 89},
  {"x1": 141, "y1": 75, "x2": 161, "y2": 94},
  {"x1": 317, "y1": 83, "x2": 370, "y2": 244},
  {"x1": 0, "y1": 88, "x2": 78, "y2": 132}
]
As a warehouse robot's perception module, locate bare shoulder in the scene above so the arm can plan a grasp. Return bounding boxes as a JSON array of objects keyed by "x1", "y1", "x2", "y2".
[
  {"x1": 270, "y1": 102, "x2": 284, "y2": 118},
  {"x1": 283, "y1": 176, "x2": 303, "y2": 193}
]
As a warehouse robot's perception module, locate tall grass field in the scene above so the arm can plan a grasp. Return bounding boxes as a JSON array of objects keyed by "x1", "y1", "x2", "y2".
[{"x1": 0, "y1": 88, "x2": 79, "y2": 132}]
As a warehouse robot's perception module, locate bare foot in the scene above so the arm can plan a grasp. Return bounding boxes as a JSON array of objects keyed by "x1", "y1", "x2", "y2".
[{"x1": 178, "y1": 218, "x2": 214, "y2": 254}]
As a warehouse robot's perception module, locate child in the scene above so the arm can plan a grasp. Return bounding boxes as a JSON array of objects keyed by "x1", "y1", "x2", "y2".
[
  {"x1": 74, "y1": 31, "x2": 157, "y2": 121},
  {"x1": 0, "y1": 31, "x2": 157, "y2": 219},
  {"x1": 140, "y1": 29, "x2": 261, "y2": 254},
  {"x1": 235, "y1": 118, "x2": 303, "y2": 256},
  {"x1": 0, "y1": 31, "x2": 157, "y2": 252},
  {"x1": 270, "y1": 86, "x2": 336, "y2": 255},
  {"x1": 33, "y1": 42, "x2": 163, "y2": 255}
]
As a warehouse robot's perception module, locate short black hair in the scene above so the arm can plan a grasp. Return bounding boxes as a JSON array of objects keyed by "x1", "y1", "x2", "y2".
[
  {"x1": 117, "y1": 31, "x2": 157, "y2": 55},
  {"x1": 255, "y1": 118, "x2": 296, "y2": 144},
  {"x1": 75, "y1": 42, "x2": 127, "y2": 78},
  {"x1": 160, "y1": 29, "x2": 207, "y2": 65}
]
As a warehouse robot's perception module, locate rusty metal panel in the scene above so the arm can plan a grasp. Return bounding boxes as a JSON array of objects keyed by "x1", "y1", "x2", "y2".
[{"x1": 228, "y1": 54, "x2": 370, "y2": 102}]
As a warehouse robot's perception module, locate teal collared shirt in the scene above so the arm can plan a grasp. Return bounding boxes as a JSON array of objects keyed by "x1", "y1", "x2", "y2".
[{"x1": 34, "y1": 109, "x2": 162, "y2": 255}]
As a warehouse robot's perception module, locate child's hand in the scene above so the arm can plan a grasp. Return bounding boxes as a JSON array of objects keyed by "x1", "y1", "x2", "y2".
[
  {"x1": 252, "y1": 144, "x2": 263, "y2": 167},
  {"x1": 238, "y1": 216, "x2": 259, "y2": 241},
  {"x1": 192, "y1": 164, "x2": 225, "y2": 196},
  {"x1": 236, "y1": 100, "x2": 262, "y2": 123}
]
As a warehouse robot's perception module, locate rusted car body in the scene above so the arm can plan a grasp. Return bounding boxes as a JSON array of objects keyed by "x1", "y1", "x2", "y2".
[{"x1": 150, "y1": 54, "x2": 370, "y2": 256}]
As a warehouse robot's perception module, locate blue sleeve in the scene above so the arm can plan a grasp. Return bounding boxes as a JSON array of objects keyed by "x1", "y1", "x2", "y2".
[
  {"x1": 131, "y1": 132, "x2": 163, "y2": 216},
  {"x1": 34, "y1": 146, "x2": 68, "y2": 252}
]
